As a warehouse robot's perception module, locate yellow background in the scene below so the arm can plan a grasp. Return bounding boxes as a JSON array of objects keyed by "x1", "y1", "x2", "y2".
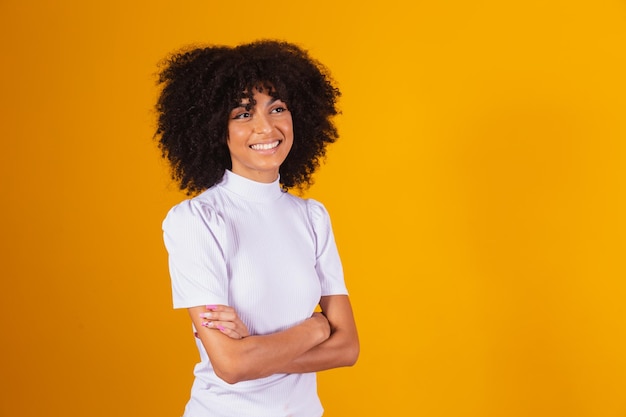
[{"x1": 1, "y1": 1, "x2": 625, "y2": 416}]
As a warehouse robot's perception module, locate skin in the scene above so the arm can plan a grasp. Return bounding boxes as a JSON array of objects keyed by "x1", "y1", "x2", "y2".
[
  {"x1": 198, "y1": 295, "x2": 359, "y2": 376},
  {"x1": 189, "y1": 305, "x2": 333, "y2": 384},
  {"x1": 187, "y1": 89, "x2": 359, "y2": 384},
  {"x1": 227, "y1": 90, "x2": 294, "y2": 183}
]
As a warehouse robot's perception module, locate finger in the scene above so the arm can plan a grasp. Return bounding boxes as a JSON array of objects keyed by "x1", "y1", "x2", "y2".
[
  {"x1": 201, "y1": 309, "x2": 242, "y2": 323},
  {"x1": 205, "y1": 319, "x2": 249, "y2": 338},
  {"x1": 201, "y1": 320, "x2": 243, "y2": 339},
  {"x1": 218, "y1": 326, "x2": 244, "y2": 340},
  {"x1": 201, "y1": 320, "x2": 234, "y2": 332},
  {"x1": 205, "y1": 304, "x2": 230, "y2": 312},
  {"x1": 199, "y1": 311, "x2": 234, "y2": 322}
]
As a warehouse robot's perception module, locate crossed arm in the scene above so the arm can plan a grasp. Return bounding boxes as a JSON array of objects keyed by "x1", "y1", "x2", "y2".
[{"x1": 188, "y1": 294, "x2": 359, "y2": 384}]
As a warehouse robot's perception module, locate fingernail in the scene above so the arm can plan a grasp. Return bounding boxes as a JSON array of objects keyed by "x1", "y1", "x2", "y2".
[
  {"x1": 206, "y1": 305, "x2": 217, "y2": 310},
  {"x1": 217, "y1": 325, "x2": 225, "y2": 331},
  {"x1": 199, "y1": 312, "x2": 212, "y2": 318},
  {"x1": 201, "y1": 322, "x2": 209, "y2": 327}
]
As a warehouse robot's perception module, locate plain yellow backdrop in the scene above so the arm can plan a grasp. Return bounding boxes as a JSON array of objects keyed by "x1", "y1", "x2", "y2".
[{"x1": 1, "y1": 1, "x2": 625, "y2": 416}]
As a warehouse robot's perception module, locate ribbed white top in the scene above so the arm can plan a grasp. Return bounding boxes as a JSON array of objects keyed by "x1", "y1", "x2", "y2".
[{"x1": 162, "y1": 170, "x2": 347, "y2": 417}]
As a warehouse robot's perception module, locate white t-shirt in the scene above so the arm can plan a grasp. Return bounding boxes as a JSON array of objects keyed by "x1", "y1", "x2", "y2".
[{"x1": 163, "y1": 170, "x2": 348, "y2": 417}]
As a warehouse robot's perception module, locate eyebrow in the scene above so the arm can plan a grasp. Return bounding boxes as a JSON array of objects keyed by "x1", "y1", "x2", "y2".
[{"x1": 232, "y1": 97, "x2": 282, "y2": 110}]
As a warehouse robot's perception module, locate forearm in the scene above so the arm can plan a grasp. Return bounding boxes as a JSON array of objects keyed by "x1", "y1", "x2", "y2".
[
  {"x1": 190, "y1": 307, "x2": 330, "y2": 384},
  {"x1": 218, "y1": 323, "x2": 327, "y2": 381},
  {"x1": 279, "y1": 327, "x2": 359, "y2": 374},
  {"x1": 280, "y1": 295, "x2": 360, "y2": 374}
]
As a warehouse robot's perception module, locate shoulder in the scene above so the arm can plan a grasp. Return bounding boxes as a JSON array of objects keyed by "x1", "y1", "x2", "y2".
[
  {"x1": 163, "y1": 187, "x2": 225, "y2": 232},
  {"x1": 298, "y1": 198, "x2": 335, "y2": 237},
  {"x1": 280, "y1": 193, "x2": 330, "y2": 219},
  {"x1": 305, "y1": 198, "x2": 331, "y2": 222}
]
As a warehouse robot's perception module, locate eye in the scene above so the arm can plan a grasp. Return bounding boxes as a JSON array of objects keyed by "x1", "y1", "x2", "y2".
[
  {"x1": 271, "y1": 105, "x2": 288, "y2": 114},
  {"x1": 231, "y1": 111, "x2": 251, "y2": 120}
]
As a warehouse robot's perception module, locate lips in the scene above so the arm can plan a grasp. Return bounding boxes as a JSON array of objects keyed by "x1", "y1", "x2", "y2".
[{"x1": 250, "y1": 140, "x2": 280, "y2": 150}]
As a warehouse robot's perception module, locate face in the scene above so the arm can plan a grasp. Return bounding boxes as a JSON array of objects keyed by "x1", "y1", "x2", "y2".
[{"x1": 227, "y1": 89, "x2": 293, "y2": 183}]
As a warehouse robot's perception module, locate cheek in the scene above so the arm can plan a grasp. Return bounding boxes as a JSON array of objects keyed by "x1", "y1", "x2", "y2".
[
  {"x1": 281, "y1": 118, "x2": 294, "y2": 140},
  {"x1": 227, "y1": 125, "x2": 247, "y2": 145}
]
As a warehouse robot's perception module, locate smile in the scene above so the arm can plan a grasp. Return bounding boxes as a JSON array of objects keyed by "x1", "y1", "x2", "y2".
[{"x1": 250, "y1": 140, "x2": 280, "y2": 151}]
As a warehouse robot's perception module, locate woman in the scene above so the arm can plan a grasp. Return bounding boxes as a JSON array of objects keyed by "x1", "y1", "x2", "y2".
[{"x1": 156, "y1": 40, "x2": 359, "y2": 417}]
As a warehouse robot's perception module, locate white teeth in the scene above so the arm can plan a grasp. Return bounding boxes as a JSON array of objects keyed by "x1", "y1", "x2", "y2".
[{"x1": 250, "y1": 141, "x2": 280, "y2": 150}]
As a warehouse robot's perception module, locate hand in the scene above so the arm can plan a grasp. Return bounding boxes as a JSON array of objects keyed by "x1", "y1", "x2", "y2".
[
  {"x1": 309, "y1": 312, "x2": 331, "y2": 342},
  {"x1": 199, "y1": 305, "x2": 250, "y2": 340}
]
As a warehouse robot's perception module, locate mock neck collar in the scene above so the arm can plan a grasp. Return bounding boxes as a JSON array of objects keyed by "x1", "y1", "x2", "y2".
[{"x1": 219, "y1": 170, "x2": 284, "y2": 203}]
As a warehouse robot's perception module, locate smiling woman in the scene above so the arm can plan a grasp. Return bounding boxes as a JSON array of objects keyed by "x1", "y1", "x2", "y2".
[{"x1": 154, "y1": 40, "x2": 359, "y2": 417}]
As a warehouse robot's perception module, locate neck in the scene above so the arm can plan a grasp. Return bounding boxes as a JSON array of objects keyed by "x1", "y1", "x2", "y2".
[{"x1": 230, "y1": 168, "x2": 280, "y2": 184}]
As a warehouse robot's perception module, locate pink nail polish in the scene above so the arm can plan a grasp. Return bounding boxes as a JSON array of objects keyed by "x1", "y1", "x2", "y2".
[
  {"x1": 201, "y1": 322, "x2": 209, "y2": 327},
  {"x1": 217, "y1": 325, "x2": 225, "y2": 331},
  {"x1": 206, "y1": 305, "x2": 217, "y2": 310}
]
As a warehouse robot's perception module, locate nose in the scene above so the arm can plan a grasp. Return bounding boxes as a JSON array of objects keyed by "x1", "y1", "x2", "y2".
[{"x1": 253, "y1": 113, "x2": 272, "y2": 134}]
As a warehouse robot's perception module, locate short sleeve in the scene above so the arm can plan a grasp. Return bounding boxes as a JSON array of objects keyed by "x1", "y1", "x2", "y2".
[
  {"x1": 307, "y1": 199, "x2": 348, "y2": 296},
  {"x1": 162, "y1": 199, "x2": 230, "y2": 309}
]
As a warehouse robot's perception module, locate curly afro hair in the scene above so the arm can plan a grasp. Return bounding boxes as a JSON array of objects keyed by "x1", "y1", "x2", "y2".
[{"x1": 155, "y1": 40, "x2": 341, "y2": 195}]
